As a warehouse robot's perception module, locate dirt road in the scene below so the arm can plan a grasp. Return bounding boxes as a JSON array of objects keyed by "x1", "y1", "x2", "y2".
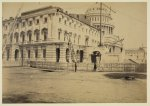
[{"x1": 2, "y1": 67, "x2": 147, "y2": 103}]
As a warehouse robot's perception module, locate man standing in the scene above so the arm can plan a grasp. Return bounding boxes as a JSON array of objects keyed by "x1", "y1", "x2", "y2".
[
  {"x1": 75, "y1": 62, "x2": 77, "y2": 72},
  {"x1": 94, "y1": 63, "x2": 97, "y2": 71}
]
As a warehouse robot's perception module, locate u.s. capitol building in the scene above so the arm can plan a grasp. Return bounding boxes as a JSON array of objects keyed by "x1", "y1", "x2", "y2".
[{"x1": 2, "y1": 3, "x2": 123, "y2": 70}]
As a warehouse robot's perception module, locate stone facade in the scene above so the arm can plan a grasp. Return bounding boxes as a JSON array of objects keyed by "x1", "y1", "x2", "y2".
[
  {"x1": 125, "y1": 47, "x2": 147, "y2": 64},
  {"x1": 2, "y1": 4, "x2": 123, "y2": 68}
]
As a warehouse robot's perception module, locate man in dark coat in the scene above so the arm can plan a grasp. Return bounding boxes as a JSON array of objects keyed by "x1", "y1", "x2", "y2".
[
  {"x1": 75, "y1": 62, "x2": 77, "y2": 72},
  {"x1": 94, "y1": 63, "x2": 97, "y2": 71}
]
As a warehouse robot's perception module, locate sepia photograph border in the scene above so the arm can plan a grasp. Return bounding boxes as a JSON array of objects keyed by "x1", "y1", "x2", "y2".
[{"x1": 0, "y1": 0, "x2": 149, "y2": 106}]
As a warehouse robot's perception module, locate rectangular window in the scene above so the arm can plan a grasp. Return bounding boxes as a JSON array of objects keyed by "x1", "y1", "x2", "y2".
[
  {"x1": 37, "y1": 19, "x2": 39, "y2": 24},
  {"x1": 16, "y1": 23, "x2": 19, "y2": 29},
  {"x1": 7, "y1": 49, "x2": 9, "y2": 61},
  {"x1": 36, "y1": 34, "x2": 39, "y2": 41},
  {"x1": 28, "y1": 50, "x2": 30, "y2": 58},
  {"x1": 22, "y1": 22, "x2": 25, "y2": 27},
  {"x1": 5, "y1": 25, "x2": 7, "y2": 30},
  {"x1": 44, "y1": 17, "x2": 47, "y2": 23},
  {"x1": 43, "y1": 49, "x2": 46, "y2": 58},
  {"x1": 22, "y1": 35, "x2": 25, "y2": 42},
  {"x1": 59, "y1": 18, "x2": 61, "y2": 22},
  {"x1": 64, "y1": 20, "x2": 66, "y2": 25},
  {"x1": 35, "y1": 49, "x2": 38, "y2": 58},
  {"x1": 58, "y1": 32, "x2": 61, "y2": 40},
  {"x1": 16, "y1": 36, "x2": 18, "y2": 43},
  {"x1": 29, "y1": 21, "x2": 32, "y2": 26},
  {"x1": 69, "y1": 22, "x2": 71, "y2": 26}
]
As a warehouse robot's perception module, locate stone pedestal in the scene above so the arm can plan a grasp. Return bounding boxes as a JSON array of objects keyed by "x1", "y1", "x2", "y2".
[
  {"x1": 59, "y1": 45, "x2": 67, "y2": 63},
  {"x1": 46, "y1": 45, "x2": 56, "y2": 62},
  {"x1": 10, "y1": 46, "x2": 15, "y2": 61},
  {"x1": 38, "y1": 46, "x2": 42, "y2": 61},
  {"x1": 68, "y1": 49, "x2": 72, "y2": 63},
  {"x1": 30, "y1": 48, "x2": 35, "y2": 61},
  {"x1": 23, "y1": 47, "x2": 27, "y2": 60},
  {"x1": 83, "y1": 48, "x2": 88, "y2": 63}
]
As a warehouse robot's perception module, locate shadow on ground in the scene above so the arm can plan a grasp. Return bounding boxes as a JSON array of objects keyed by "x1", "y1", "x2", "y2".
[
  {"x1": 3, "y1": 94, "x2": 31, "y2": 103},
  {"x1": 41, "y1": 69, "x2": 55, "y2": 72},
  {"x1": 3, "y1": 94, "x2": 51, "y2": 103},
  {"x1": 104, "y1": 73, "x2": 146, "y2": 79}
]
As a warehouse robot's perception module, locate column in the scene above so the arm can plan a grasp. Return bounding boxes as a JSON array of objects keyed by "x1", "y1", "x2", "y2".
[{"x1": 47, "y1": 15, "x2": 51, "y2": 40}]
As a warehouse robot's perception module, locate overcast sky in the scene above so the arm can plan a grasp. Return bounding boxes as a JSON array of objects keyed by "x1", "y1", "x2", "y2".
[{"x1": 2, "y1": 2, "x2": 147, "y2": 49}]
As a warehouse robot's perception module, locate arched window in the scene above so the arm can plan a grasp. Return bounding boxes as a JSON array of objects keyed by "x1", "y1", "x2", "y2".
[
  {"x1": 34, "y1": 29, "x2": 40, "y2": 41},
  {"x1": 58, "y1": 28, "x2": 62, "y2": 40},
  {"x1": 41, "y1": 28, "x2": 48, "y2": 41},
  {"x1": 20, "y1": 31, "x2": 25, "y2": 42},
  {"x1": 27, "y1": 30, "x2": 32, "y2": 42},
  {"x1": 64, "y1": 31, "x2": 67, "y2": 41},
  {"x1": 14, "y1": 32, "x2": 19, "y2": 43}
]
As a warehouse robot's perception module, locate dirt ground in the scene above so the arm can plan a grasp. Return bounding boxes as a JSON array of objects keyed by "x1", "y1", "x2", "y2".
[{"x1": 2, "y1": 66, "x2": 147, "y2": 103}]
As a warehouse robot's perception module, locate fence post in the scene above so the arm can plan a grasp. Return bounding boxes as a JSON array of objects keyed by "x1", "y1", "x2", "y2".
[
  {"x1": 123, "y1": 63, "x2": 125, "y2": 72},
  {"x1": 86, "y1": 63, "x2": 88, "y2": 71},
  {"x1": 110, "y1": 63, "x2": 112, "y2": 71}
]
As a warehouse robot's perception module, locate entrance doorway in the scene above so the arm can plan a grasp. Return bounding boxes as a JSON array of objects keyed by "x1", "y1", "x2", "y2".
[
  {"x1": 91, "y1": 54, "x2": 96, "y2": 63},
  {"x1": 91, "y1": 51, "x2": 101, "y2": 63},
  {"x1": 80, "y1": 50, "x2": 83, "y2": 62},
  {"x1": 15, "y1": 49, "x2": 19, "y2": 61},
  {"x1": 66, "y1": 48, "x2": 69, "y2": 62}
]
